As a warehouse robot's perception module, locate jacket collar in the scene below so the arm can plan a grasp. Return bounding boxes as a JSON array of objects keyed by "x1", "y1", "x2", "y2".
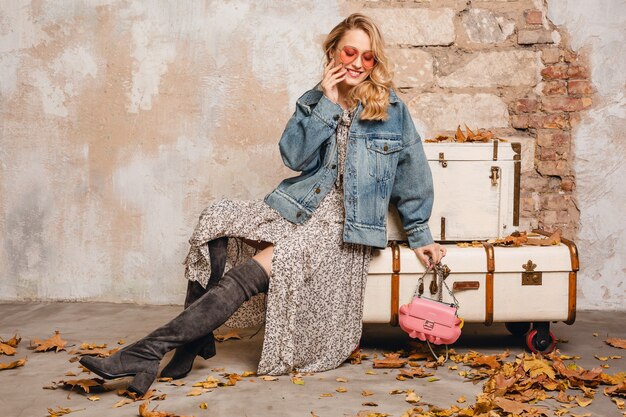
[{"x1": 305, "y1": 82, "x2": 399, "y2": 105}]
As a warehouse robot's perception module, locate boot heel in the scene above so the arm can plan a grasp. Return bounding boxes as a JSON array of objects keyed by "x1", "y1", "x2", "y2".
[{"x1": 128, "y1": 371, "x2": 155, "y2": 397}]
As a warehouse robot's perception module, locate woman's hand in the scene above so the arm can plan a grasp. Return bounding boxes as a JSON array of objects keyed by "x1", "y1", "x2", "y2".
[
  {"x1": 413, "y1": 243, "x2": 447, "y2": 270},
  {"x1": 321, "y1": 58, "x2": 346, "y2": 105}
]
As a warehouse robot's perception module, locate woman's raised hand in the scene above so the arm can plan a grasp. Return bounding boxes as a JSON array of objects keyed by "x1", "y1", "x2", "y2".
[
  {"x1": 413, "y1": 243, "x2": 447, "y2": 270},
  {"x1": 321, "y1": 58, "x2": 347, "y2": 105}
]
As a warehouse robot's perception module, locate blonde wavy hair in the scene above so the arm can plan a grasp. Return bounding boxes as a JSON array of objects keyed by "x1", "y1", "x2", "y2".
[{"x1": 323, "y1": 13, "x2": 395, "y2": 121}]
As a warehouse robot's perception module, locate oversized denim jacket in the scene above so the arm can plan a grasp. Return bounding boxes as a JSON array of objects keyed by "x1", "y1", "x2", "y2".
[{"x1": 263, "y1": 84, "x2": 434, "y2": 250}]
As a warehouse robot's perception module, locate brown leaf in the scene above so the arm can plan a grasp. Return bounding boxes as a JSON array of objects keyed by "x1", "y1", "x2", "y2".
[
  {"x1": 372, "y1": 353, "x2": 407, "y2": 368},
  {"x1": 526, "y1": 229, "x2": 562, "y2": 246},
  {"x1": 0, "y1": 342, "x2": 16, "y2": 356},
  {"x1": 606, "y1": 337, "x2": 626, "y2": 349},
  {"x1": 46, "y1": 406, "x2": 84, "y2": 417},
  {"x1": 0, "y1": 357, "x2": 26, "y2": 370},
  {"x1": 32, "y1": 331, "x2": 67, "y2": 352},
  {"x1": 138, "y1": 400, "x2": 191, "y2": 417},
  {"x1": 3, "y1": 333, "x2": 22, "y2": 348},
  {"x1": 59, "y1": 378, "x2": 105, "y2": 394},
  {"x1": 455, "y1": 125, "x2": 467, "y2": 142},
  {"x1": 493, "y1": 397, "x2": 548, "y2": 414},
  {"x1": 214, "y1": 330, "x2": 241, "y2": 342},
  {"x1": 361, "y1": 390, "x2": 374, "y2": 396}
]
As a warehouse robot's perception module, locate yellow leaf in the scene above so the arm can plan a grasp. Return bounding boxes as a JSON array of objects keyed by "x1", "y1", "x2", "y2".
[
  {"x1": 87, "y1": 395, "x2": 100, "y2": 401},
  {"x1": 575, "y1": 396, "x2": 593, "y2": 407},
  {"x1": 187, "y1": 387, "x2": 206, "y2": 396},
  {"x1": 199, "y1": 402, "x2": 208, "y2": 409},
  {"x1": 336, "y1": 386, "x2": 347, "y2": 393},
  {"x1": 260, "y1": 375, "x2": 278, "y2": 381},
  {"x1": 0, "y1": 342, "x2": 16, "y2": 356},
  {"x1": 319, "y1": 393, "x2": 333, "y2": 397},
  {"x1": 241, "y1": 371, "x2": 256, "y2": 377},
  {"x1": 336, "y1": 377, "x2": 348, "y2": 382},
  {"x1": 361, "y1": 390, "x2": 374, "y2": 396},
  {"x1": 292, "y1": 377, "x2": 305, "y2": 385},
  {"x1": 214, "y1": 330, "x2": 241, "y2": 342},
  {"x1": 457, "y1": 396, "x2": 466, "y2": 403},
  {"x1": 362, "y1": 402, "x2": 378, "y2": 407},
  {"x1": 427, "y1": 377, "x2": 440, "y2": 382},
  {"x1": 365, "y1": 370, "x2": 377, "y2": 375}
]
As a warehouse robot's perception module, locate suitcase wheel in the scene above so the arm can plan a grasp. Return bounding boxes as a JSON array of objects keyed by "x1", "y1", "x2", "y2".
[
  {"x1": 505, "y1": 321, "x2": 531, "y2": 336},
  {"x1": 526, "y1": 328, "x2": 557, "y2": 354}
]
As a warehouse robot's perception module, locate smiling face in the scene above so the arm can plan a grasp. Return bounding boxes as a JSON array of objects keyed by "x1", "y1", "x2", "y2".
[{"x1": 331, "y1": 29, "x2": 374, "y2": 89}]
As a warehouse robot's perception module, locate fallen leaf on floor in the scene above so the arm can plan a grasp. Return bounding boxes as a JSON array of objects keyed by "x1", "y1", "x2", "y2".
[
  {"x1": 319, "y1": 393, "x2": 333, "y2": 397},
  {"x1": 118, "y1": 339, "x2": 125, "y2": 345},
  {"x1": 365, "y1": 370, "x2": 377, "y2": 375},
  {"x1": 138, "y1": 401, "x2": 191, "y2": 417},
  {"x1": 493, "y1": 396, "x2": 548, "y2": 414},
  {"x1": 57, "y1": 378, "x2": 106, "y2": 395},
  {"x1": 427, "y1": 377, "x2": 440, "y2": 382},
  {"x1": 199, "y1": 402, "x2": 208, "y2": 409},
  {"x1": 31, "y1": 331, "x2": 67, "y2": 353},
  {"x1": 112, "y1": 398, "x2": 134, "y2": 408},
  {"x1": 1, "y1": 333, "x2": 21, "y2": 348},
  {"x1": 575, "y1": 396, "x2": 593, "y2": 407},
  {"x1": 192, "y1": 376, "x2": 219, "y2": 389},
  {"x1": 69, "y1": 347, "x2": 119, "y2": 358},
  {"x1": 0, "y1": 342, "x2": 16, "y2": 356},
  {"x1": 389, "y1": 389, "x2": 406, "y2": 395},
  {"x1": 593, "y1": 333, "x2": 599, "y2": 337},
  {"x1": 46, "y1": 405, "x2": 84, "y2": 417},
  {"x1": 157, "y1": 377, "x2": 173, "y2": 382},
  {"x1": 87, "y1": 395, "x2": 100, "y2": 401},
  {"x1": 606, "y1": 337, "x2": 626, "y2": 349},
  {"x1": 0, "y1": 357, "x2": 26, "y2": 370},
  {"x1": 373, "y1": 353, "x2": 407, "y2": 368},
  {"x1": 292, "y1": 376, "x2": 304, "y2": 385},
  {"x1": 214, "y1": 330, "x2": 241, "y2": 342},
  {"x1": 169, "y1": 381, "x2": 185, "y2": 386},
  {"x1": 361, "y1": 390, "x2": 374, "y2": 396},
  {"x1": 336, "y1": 377, "x2": 348, "y2": 382},
  {"x1": 260, "y1": 375, "x2": 278, "y2": 381},
  {"x1": 457, "y1": 396, "x2": 466, "y2": 403},
  {"x1": 362, "y1": 402, "x2": 378, "y2": 406},
  {"x1": 241, "y1": 370, "x2": 256, "y2": 377},
  {"x1": 79, "y1": 342, "x2": 107, "y2": 350},
  {"x1": 405, "y1": 390, "x2": 421, "y2": 404},
  {"x1": 612, "y1": 397, "x2": 625, "y2": 409},
  {"x1": 186, "y1": 387, "x2": 207, "y2": 396},
  {"x1": 336, "y1": 386, "x2": 347, "y2": 393}
]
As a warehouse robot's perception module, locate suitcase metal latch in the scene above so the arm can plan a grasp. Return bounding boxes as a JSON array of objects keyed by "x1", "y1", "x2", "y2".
[
  {"x1": 439, "y1": 152, "x2": 447, "y2": 168},
  {"x1": 521, "y1": 259, "x2": 542, "y2": 286},
  {"x1": 490, "y1": 166, "x2": 500, "y2": 186}
]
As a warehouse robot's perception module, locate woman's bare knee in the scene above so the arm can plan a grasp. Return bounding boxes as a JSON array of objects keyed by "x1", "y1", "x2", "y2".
[{"x1": 252, "y1": 244, "x2": 274, "y2": 276}]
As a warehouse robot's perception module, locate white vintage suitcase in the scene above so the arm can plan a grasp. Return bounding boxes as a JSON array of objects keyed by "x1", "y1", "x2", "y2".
[
  {"x1": 387, "y1": 140, "x2": 521, "y2": 242},
  {"x1": 362, "y1": 230, "x2": 579, "y2": 353}
]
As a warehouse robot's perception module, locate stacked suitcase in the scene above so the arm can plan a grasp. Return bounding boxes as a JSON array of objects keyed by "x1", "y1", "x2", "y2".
[{"x1": 362, "y1": 139, "x2": 579, "y2": 353}]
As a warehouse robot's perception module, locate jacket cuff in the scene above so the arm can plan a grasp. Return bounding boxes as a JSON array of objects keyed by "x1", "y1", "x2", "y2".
[
  {"x1": 406, "y1": 224, "x2": 435, "y2": 249},
  {"x1": 312, "y1": 94, "x2": 343, "y2": 128}
]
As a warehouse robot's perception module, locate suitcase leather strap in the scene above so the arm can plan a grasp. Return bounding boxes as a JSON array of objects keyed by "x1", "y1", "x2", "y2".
[{"x1": 390, "y1": 241, "x2": 400, "y2": 326}]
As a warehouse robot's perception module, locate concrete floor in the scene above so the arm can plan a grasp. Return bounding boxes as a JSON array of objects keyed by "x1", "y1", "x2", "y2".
[{"x1": 0, "y1": 303, "x2": 624, "y2": 417}]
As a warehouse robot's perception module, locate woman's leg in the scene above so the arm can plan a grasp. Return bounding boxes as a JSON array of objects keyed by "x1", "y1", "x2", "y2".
[
  {"x1": 159, "y1": 237, "x2": 228, "y2": 379},
  {"x1": 79, "y1": 252, "x2": 271, "y2": 396}
]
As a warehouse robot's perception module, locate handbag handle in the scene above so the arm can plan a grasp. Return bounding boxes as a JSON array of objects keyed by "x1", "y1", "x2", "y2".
[{"x1": 413, "y1": 261, "x2": 460, "y2": 309}]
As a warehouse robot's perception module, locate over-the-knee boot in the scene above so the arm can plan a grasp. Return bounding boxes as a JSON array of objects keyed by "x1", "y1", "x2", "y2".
[
  {"x1": 79, "y1": 257, "x2": 270, "y2": 396},
  {"x1": 160, "y1": 237, "x2": 228, "y2": 379}
]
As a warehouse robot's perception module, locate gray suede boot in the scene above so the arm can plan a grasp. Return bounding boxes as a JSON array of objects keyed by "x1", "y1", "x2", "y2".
[
  {"x1": 160, "y1": 237, "x2": 228, "y2": 379},
  {"x1": 79, "y1": 257, "x2": 269, "y2": 396}
]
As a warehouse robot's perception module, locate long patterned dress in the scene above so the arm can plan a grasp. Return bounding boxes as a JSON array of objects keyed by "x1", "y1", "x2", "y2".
[{"x1": 183, "y1": 108, "x2": 373, "y2": 375}]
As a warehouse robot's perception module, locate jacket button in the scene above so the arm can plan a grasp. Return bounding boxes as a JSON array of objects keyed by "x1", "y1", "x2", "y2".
[
  {"x1": 383, "y1": 144, "x2": 388, "y2": 151},
  {"x1": 315, "y1": 188, "x2": 321, "y2": 193},
  {"x1": 331, "y1": 164, "x2": 337, "y2": 169},
  {"x1": 333, "y1": 114, "x2": 339, "y2": 121}
]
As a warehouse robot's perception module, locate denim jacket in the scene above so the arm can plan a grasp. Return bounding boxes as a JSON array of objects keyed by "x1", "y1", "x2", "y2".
[{"x1": 263, "y1": 84, "x2": 434, "y2": 250}]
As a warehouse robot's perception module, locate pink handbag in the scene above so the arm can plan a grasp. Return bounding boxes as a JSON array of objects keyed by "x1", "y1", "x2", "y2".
[{"x1": 398, "y1": 263, "x2": 464, "y2": 347}]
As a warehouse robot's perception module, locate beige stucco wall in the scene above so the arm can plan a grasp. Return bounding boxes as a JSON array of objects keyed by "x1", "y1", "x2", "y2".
[{"x1": 1, "y1": 0, "x2": 623, "y2": 310}]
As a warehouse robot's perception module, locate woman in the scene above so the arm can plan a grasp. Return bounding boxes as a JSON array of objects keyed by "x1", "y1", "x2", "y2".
[{"x1": 80, "y1": 13, "x2": 446, "y2": 396}]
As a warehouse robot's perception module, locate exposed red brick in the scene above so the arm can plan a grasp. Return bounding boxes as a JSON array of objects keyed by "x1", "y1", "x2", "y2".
[
  {"x1": 542, "y1": 80, "x2": 567, "y2": 95},
  {"x1": 537, "y1": 160, "x2": 570, "y2": 176},
  {"x1": 541, "y1": 65, "x2": 569, "y2": 80},
  {"x1": 542, "y1": 194, "x2": 571, "y2": 210},
  {"x1": 514, "y1": 98, "x2": 539, "y2": 113},
  {"x1": 563, "y1": 49, "x2": 578, "y2": 63},
  {"x1": 541, "y1": 48, "x2": 561, "y2": 64},
  {"x1": 542, "y1": 97, "x2": 592, "y2": 112},
  {"x1": 568, "y1": 80, "x2": 593, "y2": 95},
  {"x1": 569, "y1": 112, "x2": 582, "y2": 128},
  {"x1": 538, "y1": 147, "x2": 557, "y2": 161},
  {"x1": 524, "y1": 9, "x2": 543, "y2": 25},
  {"x1": 537, "y1": 113, "x2": 569, "y2": 129},
  {"x1": 536, "y1": 131, "x2": 571, "y2": 149},
  {"x1": 567, "y1": 64, "x2": 589, "y2": 79},
  {"x1": 560, "y1": 178, "x2": 575, "y2": 193}
]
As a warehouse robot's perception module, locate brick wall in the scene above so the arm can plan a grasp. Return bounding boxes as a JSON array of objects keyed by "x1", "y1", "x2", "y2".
[{"x1": 351, "y1": 0, "x2": 593, "y2": 239}]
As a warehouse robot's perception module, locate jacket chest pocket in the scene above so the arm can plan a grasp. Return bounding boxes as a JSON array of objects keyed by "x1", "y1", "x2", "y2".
[{"x1": 366, "y1": 136, "x2": 403, "y2": 181}]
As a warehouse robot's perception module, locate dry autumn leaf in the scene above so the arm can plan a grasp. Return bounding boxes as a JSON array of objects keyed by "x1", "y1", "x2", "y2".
[
  {"x1": 0, "y1": 357, "x2": 26, "y2": 370},
  {"x1": 2, "y1": 333, "x2": 22, "y2": 348},
  {"x1": 138, "y1": 401, "x2": 192, "y2": 417},
  {"x1": 0, "y1": 342, "x2": 17, "y2": 356},
  {"x1": 32, "y1": 331, "x2": 67, "y2": 353},
  {"x1": 46, "y1": 406, "x2": 84, "y2": 417},
  {"x1": 214, "y1": 330, "x2": 241, "y2": 342},
  {"x1": 372, "y1": 352, "x2": 407, "y2": 368},
  {"x1": 606, "y1": 337, "x2": 626, "y2": 349}
]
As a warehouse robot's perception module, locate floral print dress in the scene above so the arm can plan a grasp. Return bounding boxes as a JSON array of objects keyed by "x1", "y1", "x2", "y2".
[{"x1": 183, "y1": 108, "x2": 372, "y2": 375}]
